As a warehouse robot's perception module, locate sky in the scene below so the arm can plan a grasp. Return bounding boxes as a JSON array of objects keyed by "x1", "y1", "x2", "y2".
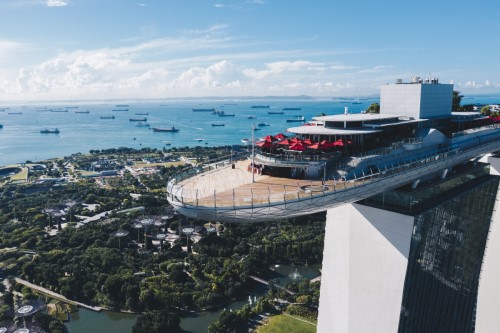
[{"x1": 0, "y1": 0, "x2": 499, "y2": 101}]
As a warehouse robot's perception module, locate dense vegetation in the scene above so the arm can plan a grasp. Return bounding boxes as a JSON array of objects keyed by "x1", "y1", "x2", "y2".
[{"x1": 0, "y1": 147, "x2": 325, "y2": 333}]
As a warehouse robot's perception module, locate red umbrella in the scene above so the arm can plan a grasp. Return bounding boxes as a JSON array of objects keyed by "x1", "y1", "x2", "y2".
[
  {"x1": 278, "y1": 138, "x2": 291, "y2": 146},
  {"x1": 307, "y1": 143, "x2": 320, "y2": 150},
  {"x1": 333, "y1": 139, "x2": 344, "y2": 147},
  {"x1": 320, "y1": 140, "x2": 332, "y2": 147},
  {"x1": 289, "y1": 137, "x2": 300, "y2": 143},
  {"x1": 303, "y1": 138, "x2": 312, "y2": 145},
  {"x1": 289, "y1": 142, "x2": 306, "y2": 151},
  {"x1": 256, "y1": 141, "x2": 273, "y2": 148},
  {"x1": 274, "y1": 133, "x2": 286, "y2": 140},
  {"x1": 263, "y1": 135, "x2": 277, "y2": 142}
]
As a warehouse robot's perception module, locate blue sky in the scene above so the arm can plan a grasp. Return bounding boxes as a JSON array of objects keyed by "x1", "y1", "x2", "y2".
[{"x1": 0, "y1": 0, "x2": 499, "y2": 100}]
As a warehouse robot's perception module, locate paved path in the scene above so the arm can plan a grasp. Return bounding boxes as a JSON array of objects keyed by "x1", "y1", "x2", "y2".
[
  {"x1": 248, "y1": 275, "x2": 295, "y2": 295},
  {"x1": 14, "y1": 277, "x2": 103, "y2": 312}
]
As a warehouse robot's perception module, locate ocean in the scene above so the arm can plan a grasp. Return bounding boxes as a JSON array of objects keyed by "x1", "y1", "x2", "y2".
[{"x1": 0, "y1": 95, "x2": 498, "y2": 166}]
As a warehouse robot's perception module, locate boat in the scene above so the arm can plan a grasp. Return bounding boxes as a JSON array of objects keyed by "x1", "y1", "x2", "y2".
[
  {"x1": 251, "y1": 105, "x2": 270, "y2": 108},
  {"x1": 352, "y1": 101, "x2": 363, "y2": 105},
  {"x1": 258, "y1": 122, "x2": 270, "y2": 127},
  {"x1": 166, "y1": 77, "x2": 500, "y2": 223},
  {"x1": 112, "y1": 109, "x2": 129, "y2": 112},
  {"x1": 65, "y1": 106, "x2": 79, "y2": 109},
  {"x1": 286, "y1": 115, "x2": 305, "y2": 122},
  {"x1": 40, "y1": 128, "x2": 60, "y2": 134},
  {"x1": 51, "y1": 109, "x2": 68, "y2": 112},
  {"x1": 116, "y1": 104, "x2": 129, "y2": 107},
  {"x1": 0, "y1": 124, "x2": 3, "y2": 129},
  {"x1": 100, "y1": 116, "x2": 115, "y2": 119},
  {"x1": 219, "y1": 112, "x2": 235, "y2": 117},
  {"x1": 253, "y1": 128, "x2": 261, "y2": 131},
  {"x1": 282, "y1": 107, "x2": 302, "y2": 111},
  {"x1": 135, "y1": 112, "x2": 149, "y2": 115},
  {"x1": 129, "y1": 117, "x2": 147, "y2": 122},
  {"x1": 212, "y1": 123, "x2": 226, "y2": 127},
  {"x1": 136, "y1": 122, "x2": 150, "y2": 127},
  {"x1": 192, "y1": 108, "x2": 215, "y2": 112},
  {"x1": 152, "y1": 127, "x2": 179, "y2": 132},
  {"x1": 247, "y1": 115, "x2": 257, "y2": 119},
  {"x1": 75, "y1": 111, "x2": 90, "y2": 114},
  {"x1": 195, "y1": 138, "x2": 203, "y2": 142},
  {"x1": 268, "y1": 111, "x2": 284, "y2": 115},
  {"x1": 8, "y1": 112, "x2": 22, "y2": 115},
  {"x1": 241, "y1": 138, "x2": 249, "y2": 144}
]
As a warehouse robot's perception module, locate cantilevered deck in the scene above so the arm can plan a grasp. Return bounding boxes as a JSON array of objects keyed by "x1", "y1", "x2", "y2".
[{"x1": 167, "y1": 129, "x2": 500, "y2": 222}]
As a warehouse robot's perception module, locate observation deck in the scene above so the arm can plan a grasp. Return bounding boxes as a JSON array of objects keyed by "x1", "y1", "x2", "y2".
[{"x1": 167, "y1": 126, "x2": 500, "y2": 223}]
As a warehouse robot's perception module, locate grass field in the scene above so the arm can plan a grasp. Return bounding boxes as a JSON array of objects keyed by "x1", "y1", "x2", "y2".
[{"x1": 256, "y1": 314, "x2": 316, "y2": 333}]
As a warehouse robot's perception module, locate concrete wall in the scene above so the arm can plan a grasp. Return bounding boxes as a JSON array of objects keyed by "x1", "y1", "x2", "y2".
[
  {"x1": 317, "y1": 203, "x2": 414, "y2": 333},
  {"x1": 476, "y1": 158, "x2": 500, "y2": 332},
  {"x1": 381, "y1": 83, "x2": 452, "y2": 119}
]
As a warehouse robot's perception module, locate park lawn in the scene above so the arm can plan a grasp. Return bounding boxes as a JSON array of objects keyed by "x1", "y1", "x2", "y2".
[
  {"x1": 10, "y1": 167, "x2": 28, "y2": 182},
  {"x1": 256, "y1": 314, "x2": 316, "y2": 333}
]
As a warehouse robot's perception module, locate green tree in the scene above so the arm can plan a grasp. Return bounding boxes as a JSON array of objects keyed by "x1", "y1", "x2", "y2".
[
  {"x1": 132, "y1": 309, "x2": 180, "y2": 333},
  {"x1": 481, "y1": 105, "x2": 491, "y2": 116},
  {"x1": 452, "y1": 91, "x2": 463, "y2": 111},
  {"x1": 366, "y1": 103, "x2": 380, "y2": 114}
]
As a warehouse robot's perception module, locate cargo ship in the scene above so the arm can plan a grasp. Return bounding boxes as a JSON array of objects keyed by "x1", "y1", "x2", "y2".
[
  {"x1": 251, "y1": 105, "x2": 270, "y2": 108},
  {"x1": 192, "y1": 108, "x2": 215, "y2": 112},
  {"x1": 129, "y1": 117, "x2": 147, "y2": 122},
  {"x1": 40, "y1": 128, "x2": 60, "y2": 134},
  {"x1": 152, "y1": 126, "x2": 179, "y2": 132}
]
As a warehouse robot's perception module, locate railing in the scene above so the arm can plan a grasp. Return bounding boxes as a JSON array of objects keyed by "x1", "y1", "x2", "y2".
[
  {"x1": 170, "y1": 152, "x2": 250, "y2": 184},
  {"x1": 167, "y1": 129, "x2": 500, "y2": 210}
]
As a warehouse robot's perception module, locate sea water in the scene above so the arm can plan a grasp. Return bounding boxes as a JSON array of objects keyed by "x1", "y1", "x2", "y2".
[
  {"x1": 0, "y1": 95, "x2": 498, "y2": 165},
  {"x1": 0, "y1": 99, "x2": 369, "y2": 165}
]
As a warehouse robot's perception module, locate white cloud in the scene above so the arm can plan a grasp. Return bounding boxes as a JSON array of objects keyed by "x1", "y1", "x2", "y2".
[
  {"x1": 331, "y1": 65, "x2": 358, "y2": 70},
  {"x1": 137, "y1": 3, "x2": 146, "y2": 7},
  {"x1": 243, "y1": 61, "x2": 325, "y2": 79},
  {"x1": 357, "y1": 65, "x2": 393, "y2": 74},
  {"x1": 459, "y1": 80, "x2": 500, "y2": 89},
  {"x1": 214, "y1": 4, "x2": 225, "y2": 8},
  {"x1": 46, "y1": 0, "x2": 67, "y2": 7}
]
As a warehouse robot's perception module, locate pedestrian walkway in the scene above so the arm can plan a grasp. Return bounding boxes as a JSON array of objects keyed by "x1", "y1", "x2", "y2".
[{"x1": 14, "y1": 277, "x2": 103, "y2": 312}]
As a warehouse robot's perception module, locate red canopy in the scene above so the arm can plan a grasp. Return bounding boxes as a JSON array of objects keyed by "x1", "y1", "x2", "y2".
[
  {"x1": 308, "y1": 142, "x2": 329, "y2": 150},
  {"x1": 332, "y1": 139, "x2": 344, "y2": 147},
  {"x1": 302, "y1": 138, "x2": 312, "y2": 145},
  {"x1": 274, "y1": 133, "x2": 286, "y2": 140},
  {"x1": 289, "y1": 137, "x2": 300, "y2": 143},
  {"x1": 320, "y1": 140, "x2": 332, "y2": 147},
  {"x1": 307, "y1": 143, "x2": 320, "y2": 150},
  {"x1": 256, "y1": 141, "x2": 273, "y2": 148},
  {"x1": 263, "y1": 135, "x2": 277, "y2": 142},
  {"x1": 278, "y1": 138, "x2": 291, "y2": 146},
  {"x1": 289, "y1": 142, "x2": 306, "y2": 151}
]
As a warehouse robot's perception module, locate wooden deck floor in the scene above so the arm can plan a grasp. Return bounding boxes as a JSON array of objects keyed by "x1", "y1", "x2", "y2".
[{"x1": 177, "y1": 160, "x2": 353, "y2": 207}]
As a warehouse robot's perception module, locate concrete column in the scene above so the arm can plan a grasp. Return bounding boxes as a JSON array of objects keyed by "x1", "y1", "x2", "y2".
[{"x1": 317, "y1": 203, "x2": 414, "y2": 333}]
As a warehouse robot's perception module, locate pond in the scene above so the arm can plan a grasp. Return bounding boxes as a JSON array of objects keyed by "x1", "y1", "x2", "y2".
[{"x1": 64, "y1": 264, "x2": 321, "y2": 333}]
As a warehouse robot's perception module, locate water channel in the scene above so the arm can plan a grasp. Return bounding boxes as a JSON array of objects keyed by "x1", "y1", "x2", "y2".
[{"x1": 64, "y1": 264, "x2": 320, "y2": 333}]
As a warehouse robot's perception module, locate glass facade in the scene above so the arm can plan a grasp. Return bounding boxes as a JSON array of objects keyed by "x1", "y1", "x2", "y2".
[
  {"x1": 362, "y1": 163, "x2": 491, "y2": 215},
  {"x1": 397, "y1": 173, "x2": 499, "y2": 332},
  {"x1": 360, "y1": 162, "x2": 499, "y2": 332}
]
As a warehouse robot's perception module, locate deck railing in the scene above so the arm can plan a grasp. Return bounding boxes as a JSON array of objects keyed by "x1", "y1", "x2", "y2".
[{"x1": 167, "y1": 129, "x2": 500, "y2": 210}]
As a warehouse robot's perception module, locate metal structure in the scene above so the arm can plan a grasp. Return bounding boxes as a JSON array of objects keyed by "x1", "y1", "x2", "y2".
[{"x1": 111, "y1": 229, "x2": 129, "y2": 248}]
